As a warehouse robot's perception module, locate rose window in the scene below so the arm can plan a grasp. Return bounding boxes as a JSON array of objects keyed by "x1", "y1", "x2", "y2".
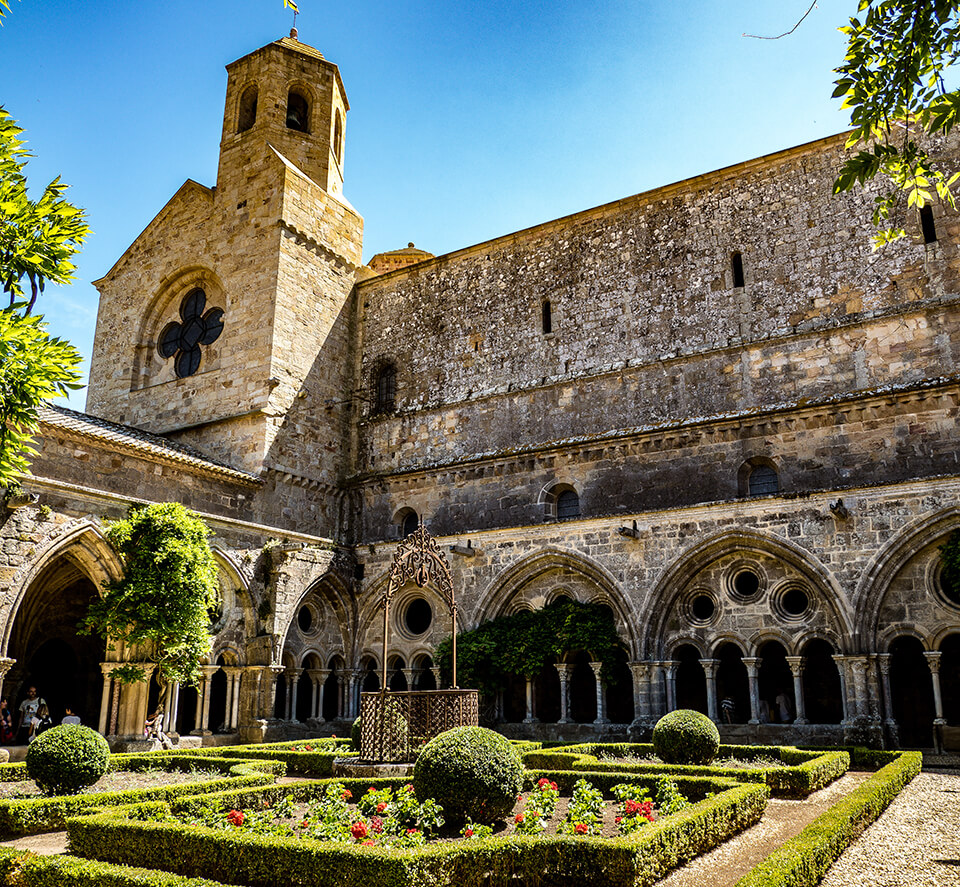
[{"x1": 158, "y1": 288, "x2": 224, "y2": 378}]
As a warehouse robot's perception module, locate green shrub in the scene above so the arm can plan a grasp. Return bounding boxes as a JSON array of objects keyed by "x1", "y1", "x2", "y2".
[
  {"x1": 652, "y1": 710, "x2": 720, "y2": 765},
  {"x1": 350, "y1": 717, "x2": 362, "y2": 752},
  {"x1": 26, "y1": 725, "x2": 109, "y2": 796},
  {"x1": 412, "y1": 726, "x2": 522, "y2": 823}
]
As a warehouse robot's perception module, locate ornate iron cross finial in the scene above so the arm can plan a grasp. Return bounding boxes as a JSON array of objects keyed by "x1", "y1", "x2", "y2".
[{"x1": 158, "y1": 288, "x2": 224, "y2": 378}]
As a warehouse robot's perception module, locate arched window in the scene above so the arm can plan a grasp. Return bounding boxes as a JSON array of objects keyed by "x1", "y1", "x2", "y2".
[
  {"x1": 333, "y1": 110, "x2": 344, "y2": 164},
  {"x1": 237, "y1": 85, "x2": 258, "y2": 133},
  {"x1": 374, "y1": 364, "x2": 396, "y2": 414},
  {"x1": 397, "y1": 509, "x2": 419, "y2": 538},
  {"x1": 286, "y1": 89, "x2": 309, "y2": 132},
  {"x1": 748, "y1": 464, "x2": 779, "y2": 496},
  {"x1": 557, "y1": 489, "x2": 580, "y2": 518}
]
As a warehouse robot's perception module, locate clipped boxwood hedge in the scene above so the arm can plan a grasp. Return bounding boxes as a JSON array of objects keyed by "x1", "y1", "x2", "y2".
[
  {"x1": 524, "y1": 743, "x2": 849, "y2": 798},
  {"x1": 65, "y1": 773, "x2": 769, "y2": 887},
  {"x1": 0, "y1": 757, "x2": 281, "y2": 838},
  {"x1": 734, "y1": 750, "x2": 922, "y2": 887}
]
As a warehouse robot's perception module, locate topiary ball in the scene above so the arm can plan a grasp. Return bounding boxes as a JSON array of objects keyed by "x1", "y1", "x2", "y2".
[
  {"x1": 652, "y1": 709, "x2": 720, "y2": 765},
  {"x1": 413, "y1": 726, "x2": 522, "y2": 824},
  {"x1": 350, "y1": 716, "x2": 362, "y2": 752},
  {"x1": 26, "y1": 724, "x2": 110, "y2": 796}
]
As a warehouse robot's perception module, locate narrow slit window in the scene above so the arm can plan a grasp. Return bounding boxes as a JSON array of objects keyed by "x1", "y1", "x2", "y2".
[
  {"x1": 731, "y1": 251, "x2": 745, "y2": 288},
  {"x1": 237, "y1": 85, "x2": 258, "y2": 133},
  {"x1": 542, "y1": 300, "x2": 552, "y2": 334},
  {"x1": 920, "y1": 205, "x2": 937, "y2": 244},
  {"x1": 374, "y1": 364, "x2": 396, "y2": 414}
]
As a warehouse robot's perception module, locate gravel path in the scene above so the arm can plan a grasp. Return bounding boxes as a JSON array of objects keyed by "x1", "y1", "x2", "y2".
[
  {"x1": 818, "y1": 770, "x2": 960, "y2": 887},
  {"x1": 0, "y1": 831, "x2": 68, "y2": 855},
  {"x1": 656, "y1": 773, "x2": 872, "y2": 887}
]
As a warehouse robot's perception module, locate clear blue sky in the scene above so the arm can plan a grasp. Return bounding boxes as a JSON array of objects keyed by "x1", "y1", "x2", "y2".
[{"x1": 0, "y1": 0, "x2": 853, "y2": 408}]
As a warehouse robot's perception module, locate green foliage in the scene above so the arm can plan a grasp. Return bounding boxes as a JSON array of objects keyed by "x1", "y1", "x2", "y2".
[
  {"x1": 833, "y1": 1, "x2": 960, "y2": 246},
  {"x1": 81, "y1": 503, "x2": 219, "y2": 688},
  {"x1": 412, "y1": 726, "x2": 523, "y2": 824},
  {"x1": 350, "y1": 717, "x2": 362, "y2": 752},
  {"x1": 734, "y1": 751, "x2": 922, "y2": 887},
  {"x1": 0, "y1": 307, "x2": 81, "y2": 485},
  {"x1": 435, "y1": 598, "x2": 626, "y2": 694},
  {"x1": 0, "y1": 107, "x2": 90, "y2": 310},
  {"x1": 652, "y1": 710, "x2": 720, "y2": 765},
  {"x1": 939, "y1": 529, "x2": 960, "y2": 600},
  {"x1": 25, "y1": 725, "x2": 109, "y2": 796}
]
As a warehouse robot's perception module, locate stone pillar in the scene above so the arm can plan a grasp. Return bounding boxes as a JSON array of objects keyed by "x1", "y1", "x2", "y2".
[
  {"x1": 589, "y1": 661, "x2": 608, "y2": 725},
  {"x1": 663, "y1": 660, "x2": 679, "y2": 712},
  {"x1": 743, "y1": 657, "x2": 761, "y2": 724},
  {"x1": 849, "y1": 657, "x2": 870, "y2": 719},
  {"x1": 222, "y1": 668, "x2": 241, "y2": 730},
  {"x1": 347, "y1": 671, "x2": 361, "y2": 719},
  {"x1": 649, "y1": 662, "x2": 665, "y2": 719},
  {"x1": 628, "y1": 662, "x2": 652, "y2": 725},
  {"x1": 335, "y1": 674, "x2": 345, "y2": 719},
  {"x1": 118, "y1": 664, "x2": 156, "y2": 738},
  {"x1": 832, "y1": 655, "x2": 851, "y2": 723},
  {"x1": 306, "y1": 669, "x2": 327, "y2": 720},
  {"x1": 98, "y1": 662, "x2": 116, "y2": 736},
  {"x1": 0, "y1": 658, "x2": 15, "y2": 707},
  {"x1": 523, "y1": 675, "x2": 537, "y2": 723},
  {"x1": 161, "y1": 678, "x2": 177, "y2": 732},
  {"x1": 786, "y1": 656, "x2": 808, "y2": 724},
  {"x1": 876, "y1": 654, "x2": 896, "y2": 726},
  {"x1": 194, "y1": 665, "x2": 218, "y2": 734},
  {"x1": 924, "y1": 652, "x2": 946, "y2": 723},
  {"x1": 430, "y1": 666, "x2": 442, "y2": 690},
  {"x1": 555, "y1": 663, "x2": 573, "y2": 724},
  {"x1": 288, "y1": 668, "x2": 303, "y2": 721},
  {"x1": 701, "y1": 659, "x2": 719, "y2": 722},
  {"x1": 168, "y1": 682, "x2": 181, "y2": 734},
  {"x1": 402, "y1": 667, "x2": 415, "y2": 691}
]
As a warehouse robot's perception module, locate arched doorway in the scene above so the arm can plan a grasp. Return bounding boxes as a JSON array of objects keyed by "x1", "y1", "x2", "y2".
[
  {"x1": 758, "y1": 641, "x2": 793, "y2": 724},
  {"x1": 801, "y1": 639, "x2": 843, "y2": 724},
  {"x1": 7, "y1": 559, "x2": 105, "y2": 731},
  {"x1": 674, "y1": 645, "x2": 707, "y2": 714},
  {"x1": 715, "y1": 643, "x2": 749, "y2": 724},
  {"x1": 941, "y1": 633, "x2": 960, "y2": 727},
  {"x1": 890, "y1": 636, "x2": 935, "y2": 747}
]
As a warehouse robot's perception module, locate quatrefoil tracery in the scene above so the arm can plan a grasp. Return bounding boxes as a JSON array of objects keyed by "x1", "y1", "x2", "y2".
[{"x1": 158, "y1": 288, "x2": 225, "y2": 378}]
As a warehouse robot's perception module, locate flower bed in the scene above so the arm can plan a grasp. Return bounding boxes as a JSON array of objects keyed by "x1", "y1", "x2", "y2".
[
  {"x1": 0, "y1": 756, "x2": 281, "y2": 838},
  {"x1": 65, "y1": 771, "x2": 769, "y2": 887},
  {"x1": 523, "y1": 743, "x2": 849, "y2": 798}
]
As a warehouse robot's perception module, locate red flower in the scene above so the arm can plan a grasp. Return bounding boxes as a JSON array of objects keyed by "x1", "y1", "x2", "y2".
[
  {"x1": 342, "y1": 789, "x2": 353, "y2": 800},
  {"x1": 367, "y1": 787, "x2": 376, "y2": 793},
  {"x1": 226, "y1": 809, "x2": 244, "y2": 827},
  {"x1": 537, "y1": 778, "x2": 550, "y2": 789},
  {"x1": 350, "y1": 821, "x2": 368, "y2": 840},
  {"x1": 574, "y1": 823, "x2": 588, "y2": 835},
  {"x1": 551, "y1": 781, "x2": 558, "y2": 791},
  {"x1": 464, "y1": 827, "x2": 474, "y2": 837},
  {"x1": 305, "y1": 744, "x2": 313, "y2": 751},
  {"x1": 301, "y1": 819, "x2": 309, "y2": 828},
  {"x1": 370, "y1": 816, "x2": 384, "y2": 833},
  {"x1": 405, "y1": 785, "x2": 415, "y2": 793},
  {"x1": 406, "y1": 829, "x2": 419, "y2": 835},
  {"x1": 362, "y1": 839, "x2": 376, "y2": 846},
  {"x1": 376, "y1": 802, "x2": 387, "y2": 813},
  {"x1": 615, "y1": 816, "x2": 622, "y2": 824},
  {"x1": 515, "y1": 813, "x2": 524, "y2": 824}
]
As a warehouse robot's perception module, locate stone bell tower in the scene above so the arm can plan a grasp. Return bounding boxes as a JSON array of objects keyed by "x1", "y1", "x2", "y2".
[{"x1": 86, "y1": 33, "x2": 364, "y2": 522}]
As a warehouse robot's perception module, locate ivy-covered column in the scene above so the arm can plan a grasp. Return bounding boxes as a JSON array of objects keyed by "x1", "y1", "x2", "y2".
[
  {"x1": 523, "y1": 675, "x2": 537, "y2": 724},
  {"x1": 555, "y1": 663, "x2": 572, "y2": 724},
  {"x1": 701, "y1": 659, "x2": 719, "y2": 722},
  {"x1": 786, "y1": 656, "x2": 808, "y2": 724},
  {"x1": 743, "y1": 657, "x2": 761, "y2": 724},
  {"x1": 589, "y1": 661, "x2": 608, "y2": 725}
]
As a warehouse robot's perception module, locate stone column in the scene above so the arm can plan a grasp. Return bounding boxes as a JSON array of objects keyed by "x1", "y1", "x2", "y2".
[
  {"x1": 876, "y1": 654, "x2": 896, "y2": 726},
  {"x1": 161, "y1": 678, "x2": 176, "y2": 732},
  {"x1": 0, "y1": 658, "x2": 15, "y2": 707},
  {"x1": 555, "y1": 663, "x2": 573, "y2": 724},
  {"x1": 663, "y1": 660, "x2": 679, "y2": 712},
  {"x1": 306, "y1": 669, "x2": 327, "y2": 720},
  {"x1": 168, "y1": 682, "x2": 181, "y2": 734},
  {"x1": 402, "y1": 667, "x2": 415, "y2": 691},
  {"x1": 628, "y1": 662, "x2": 652, "y2": 725},
  {"x1": 347, "y1": 671, "x2": 361, "y2": 719},
  {"x1": 832, "y1": 655, "x2": 851, "y2": 723},
  {"x1": 924, "y1": 652, "x2": 946, "y2": 724},
  {"x1": 430, "y1": 666, "x2": 442, "y2": 690},
  {"x1": 288, "y1": 668, "x2": 303, "y2": 721},
  {"x1": 98, "y1": 662, "x2": 116, "y2": 736},
  {"x1": 194, "y1": 665, "x2": 218, "y2": 734},
  {"x1": 222, "y1": 668, "x2": 241, "y2": 730},
  {"x1": 335, "y1": 674, "x2": 345, "y2": 719},
  {"x1": 785, "y1": 656, "x2": 808, "y2": 724},
  {"x1": 589, "y1": 661, "x2": 609, "y2": 725},
  {"x1": 701, "y1": 659, "x2": 719, "y2": 722},
  {"x1": 523, "y1": 675, "x2": 537, "y2": 723},
  {"x1": 649, "y1": 662, "x2": 665, "y2": 719},
  {"x1": 743, "y1": 657, "x2": 761, "y2": 724},
  {"x1": 849, "y1": 657, "x2": 870, "y2": 719}
]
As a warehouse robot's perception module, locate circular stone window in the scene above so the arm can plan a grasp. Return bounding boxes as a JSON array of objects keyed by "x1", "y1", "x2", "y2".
[
  {"x1": 781, "y1": 587, "x2": 809, "y2": 618},
  {"x1": 404, "y1": 598, "x2": 433, "y2": 635},
  {"x1": 691, "y1": 594, "x2": 716, "y2": 622},
  {"x1": 935, "y1": 560, "x2": 960, "y2": 609},
  {"x1": 297, "y1": 605, "x2": 313, "y2": 633},
  {"x1": 733, "y1": 570, "x2": 760, "y2": 598}
]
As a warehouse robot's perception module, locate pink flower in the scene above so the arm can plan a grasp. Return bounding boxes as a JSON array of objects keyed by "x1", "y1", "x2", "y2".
[
  {"x1": 350, "y1": 821, "x2": 368, "y2": 840},
  {"x1": 370, "y1": 816, "x2": 384, "y2": 833},
  {"x1": 574, "y1": 823, "x2": 588, "y2": 835}
]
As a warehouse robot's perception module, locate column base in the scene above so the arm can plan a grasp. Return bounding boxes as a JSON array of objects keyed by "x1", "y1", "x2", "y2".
[
  {"x1": 190, "y1": 729, "x2": 212, "y2": 737},
  {"x1": 522, "y1": 717, "x2": 539, "y2": 725},
  {"x1": 794, "y1": 717, "x2": 810, "y2": 725},
  {"x1": 593, "y1": 718, "x2": 611, "y2": 726},
  {"x1": 557, "y1": 718, "x2": 573, "y2": 725}
]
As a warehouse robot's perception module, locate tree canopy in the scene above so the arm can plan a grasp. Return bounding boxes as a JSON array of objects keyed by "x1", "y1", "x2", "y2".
[
  {"x1": 82, "y1": 503, "x2": 220, "y2": 689},
  {"x1": 833, "y1": 1, "x2": 960, "y2": 245}
]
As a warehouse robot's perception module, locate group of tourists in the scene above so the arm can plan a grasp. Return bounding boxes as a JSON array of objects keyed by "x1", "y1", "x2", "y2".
[{"x1": 0, "y1": 686, "x2": 83, "y2": 745}]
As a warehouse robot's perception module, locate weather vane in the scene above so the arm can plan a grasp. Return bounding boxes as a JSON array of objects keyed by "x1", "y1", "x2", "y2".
[{"x1": 284, "y1": 0, "x2": 299, "y2": 33}]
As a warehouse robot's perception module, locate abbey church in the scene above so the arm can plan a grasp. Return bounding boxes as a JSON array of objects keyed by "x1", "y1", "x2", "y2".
[{"x1": 1, "y1": 33, "x2": 958, "y2": 750}]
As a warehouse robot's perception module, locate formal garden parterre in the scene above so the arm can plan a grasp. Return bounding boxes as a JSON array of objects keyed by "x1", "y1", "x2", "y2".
[{"x1": 0, "y1": 721, "x2": 924, "y2": 887}]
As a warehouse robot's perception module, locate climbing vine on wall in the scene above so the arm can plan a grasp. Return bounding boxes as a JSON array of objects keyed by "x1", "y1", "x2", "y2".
[
  {"x1": 435, "y1": 599, "x2": 626, "y2": 695},
  {"x1": 81, "y1": 502, "x2": 219, "y2": 689},
  {"x1": 940, "y1": 529, "x2": 960, "y2": 604}
]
